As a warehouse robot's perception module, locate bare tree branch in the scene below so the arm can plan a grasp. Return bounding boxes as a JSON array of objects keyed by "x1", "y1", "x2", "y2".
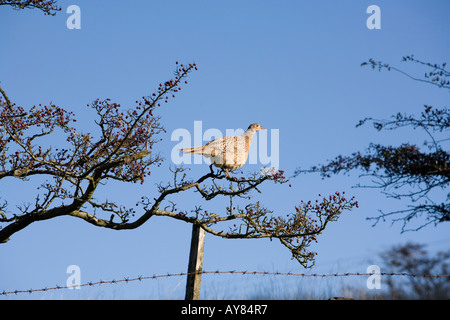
[
  {"x1": 297, "y1": 57, "x2": 450, "y2": 231},
  {"x1": 0, "y1": 0, "x2": 60, "y2": 15}
]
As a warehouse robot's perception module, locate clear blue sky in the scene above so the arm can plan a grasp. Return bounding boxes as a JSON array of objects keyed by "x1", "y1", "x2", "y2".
[{"x1": 1, "y1": 0, "x2": 449, "y2": 299}]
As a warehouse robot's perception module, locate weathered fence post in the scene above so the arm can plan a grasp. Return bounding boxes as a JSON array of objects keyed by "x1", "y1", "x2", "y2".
[{"x1": 185, "y1": 224, "x2": 205, "y2": 300}]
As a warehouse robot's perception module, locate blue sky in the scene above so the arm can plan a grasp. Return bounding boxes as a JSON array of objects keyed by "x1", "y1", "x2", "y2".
[{"x1": 1, "y1": 0, "x2": 449, "y2": 299}]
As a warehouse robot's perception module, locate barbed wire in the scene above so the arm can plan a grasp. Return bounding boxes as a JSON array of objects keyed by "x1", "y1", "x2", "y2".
[{"x1": 1, "y1": 270, "x2": 449, "y2": 296}]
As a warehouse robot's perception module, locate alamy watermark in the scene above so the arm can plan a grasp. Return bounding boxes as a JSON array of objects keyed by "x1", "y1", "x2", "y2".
[
  {"x1": 366, "y1": 265, "x2": 381, "y2": 290},
  {"x1": 366, "y1": 5, "x2": 381, "y2": 30},
  {"x1": 66, "y1": 5, "x2": 81, "y2": 30},
  {"x1": 171, "y1": 121, "x2": 280, "y2": 171},
  {"x1": 66, "y1": 264, "x2": 81, "y2": 289}
]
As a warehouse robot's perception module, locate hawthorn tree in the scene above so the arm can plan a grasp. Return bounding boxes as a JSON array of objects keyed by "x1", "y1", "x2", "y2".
[
  {"x1": 295, "y1": 56, "x2": 449, "y2": 231},
  {"x1": 0, "y1": 69, "x2": 357, "y2": 267},
  {"x1": 0, "y1": 1, "x2": 358, "y2": 270},
  {"x1": 378, "y1": 242, "x2": 450, "y2": 299}
]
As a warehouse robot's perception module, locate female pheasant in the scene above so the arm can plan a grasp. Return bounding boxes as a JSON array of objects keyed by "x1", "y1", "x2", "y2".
[{"x1": 180, "y1": 123, "x2": 265, "y2": 175}]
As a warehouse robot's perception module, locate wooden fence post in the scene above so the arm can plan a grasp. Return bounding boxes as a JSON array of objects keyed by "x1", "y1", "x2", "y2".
[{"x1": 185, "y1": 224, "x2": 205, "y2": 300}]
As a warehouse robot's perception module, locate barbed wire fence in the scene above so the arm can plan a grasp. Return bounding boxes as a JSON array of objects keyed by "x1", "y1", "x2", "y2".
[{"x1": 1, "y1": 270, "x2": 449, "y2": 297}]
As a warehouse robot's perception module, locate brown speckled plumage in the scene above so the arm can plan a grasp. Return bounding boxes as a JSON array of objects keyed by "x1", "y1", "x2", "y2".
[{"x1": 180, "y1": 123, "x2": 265, "y2": 172}]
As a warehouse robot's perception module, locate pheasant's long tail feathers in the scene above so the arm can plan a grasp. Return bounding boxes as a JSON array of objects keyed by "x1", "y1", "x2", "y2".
[{"x1": 179, "y1": 146, "x2": 204, "y2": 154}]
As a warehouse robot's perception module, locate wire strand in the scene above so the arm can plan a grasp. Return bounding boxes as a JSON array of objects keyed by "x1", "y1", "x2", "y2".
[{"x1": 1, "y1": 270, "x2": 449, "y2": 296}]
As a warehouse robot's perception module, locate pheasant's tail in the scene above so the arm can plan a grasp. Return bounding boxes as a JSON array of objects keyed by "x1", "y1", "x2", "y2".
[{"x1": 179, "y1": 146, "x2": 204, "y2": 154}]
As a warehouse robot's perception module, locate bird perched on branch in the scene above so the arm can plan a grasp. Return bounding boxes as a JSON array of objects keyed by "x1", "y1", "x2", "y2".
[{"x1": 180, "y1": 123, "x2": 265, "y2": 176}]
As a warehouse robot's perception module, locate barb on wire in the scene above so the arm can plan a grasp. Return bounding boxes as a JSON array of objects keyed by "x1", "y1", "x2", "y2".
[{"x1": 1, "y1": 270, "x2": 449, "y2": 296}]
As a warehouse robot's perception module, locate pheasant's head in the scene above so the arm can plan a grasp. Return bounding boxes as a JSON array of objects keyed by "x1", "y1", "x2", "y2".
[{"x1": 247, "y1": 123, "x2": 265, "y2": 131}]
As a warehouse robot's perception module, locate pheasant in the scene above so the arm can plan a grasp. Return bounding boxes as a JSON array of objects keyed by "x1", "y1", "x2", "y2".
[{"x1": 180, "y1": 123, "x2": 265, "y2": 176}]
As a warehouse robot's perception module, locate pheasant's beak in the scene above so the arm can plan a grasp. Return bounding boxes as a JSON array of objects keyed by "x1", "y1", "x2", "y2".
[{"x1": 260, "y1": 126, "x2": 265, "y2": 130}]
